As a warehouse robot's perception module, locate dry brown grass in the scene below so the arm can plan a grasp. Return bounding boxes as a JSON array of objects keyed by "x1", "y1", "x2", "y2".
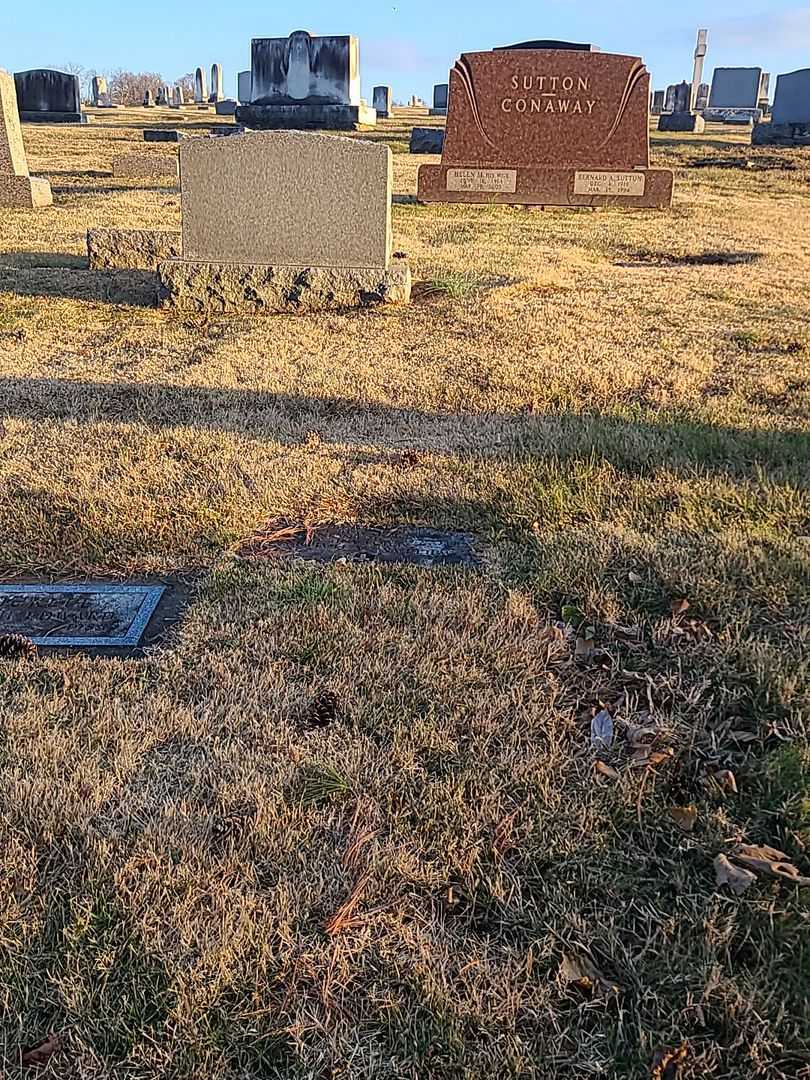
[{"x1": 0, "y1": 108, "x2": 808, "y2": 1079}]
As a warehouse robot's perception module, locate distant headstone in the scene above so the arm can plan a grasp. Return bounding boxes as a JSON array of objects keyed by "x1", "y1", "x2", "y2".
[
  {"x1": 172, "y1": 85, "x2": 185, "y2": 107},
  {"x1": 663, "y1": 84, "x2": 676, "y2": 112},
  {"x1": 210, "y1": 63, "x2": 224, "y2": 102},
  {"x1": 753, "y1": 68, "x2": 810, "y2": 145},
  {"x1": 0, "y1": 67, "x2": 52, "y2": 207},
  {"x1": 238, "y1": 69, "x2": 252, "y2": 104},
  {"x1": 372, "y1": 85, "x2": 392, "y2": 117},
  {"x1": 157, "y1": 84, "x2": 171, "y2": 106},
  {"x1": 410, "y1": 127, "x2": 445, "y2": 153},
  {"x1": 92, "y1": 75, "x2": 111, "y2": 107},
  {"x1": 215, "y1": 98, "x2": 238, "y2": 116},
  {"x1": 144, "y1": 128, "x2": 183, "y2": 142},
  {"x1": 417, "y1": 43, "x2": 673, "y2": 208},
  {"x1": 144, "y1": 89, "x2": 155, "y2": 107},
  {"x1": 705, "y1": 67, "x2": 763, "y2": 122},
  {"x1": 690, "y1": 28, "x2": 708, "y2": 110},
  {"x1": 158, "y1": 131, "x2": 410, "y2": 313},
  {"x1": 651, "y1": 89, "x2": 665, "y2": 115},
  {"x1": 695, "y1": 82, "x2": 709, "y2": 110},
  {"x1": 657, "y1": 79, "x2": 705, "y2": 132},
  {"x1": 194, "y1": 66, "x2": 207, "y2": 104},
  {"x1": 13, "y1": 68, "x2": 86, "y2": 123},
  {"x1": 430, "y1": 82, "x2": 448, "y2": 115},
  {"x1": 236, "y1": 31, "x2": 376, "y2": 130}
]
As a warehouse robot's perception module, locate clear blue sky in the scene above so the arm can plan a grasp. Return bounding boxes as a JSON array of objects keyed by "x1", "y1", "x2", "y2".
[{"x1": 2, "y1": 0, "x2": 809, "y2": 100}]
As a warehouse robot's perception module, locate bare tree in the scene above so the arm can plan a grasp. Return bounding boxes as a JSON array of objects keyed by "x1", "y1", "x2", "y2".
[
  {"x1": 107, "y1": 69, "x2": 164, "y2": 105},
  {"x1": 175, "y1": 72, "x2": 195, "y2": 96}
]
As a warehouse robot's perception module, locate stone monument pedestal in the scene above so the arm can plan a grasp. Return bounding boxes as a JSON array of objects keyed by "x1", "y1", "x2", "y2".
[
  {"x1": 157, "y1": 258, "x2": 410, "y2": 314},
  {"x1": 19, "y1": 110, "x2": 87, "y2": 124},
  {"x1": 2, "y1": 174, "x2": 52, "y2": 208},
  {"x1": 752, "y1": 121, "x2": 810, "y2": 146},
  {"x1": 236, "y1": 102, "x2": 376, "y2": 130},
  {"x1": 417, "y1": 164, "x2": 673, "y2": 209},
  {"x1": 657, "y1": 112, "x2": 705, "y2": 132}
]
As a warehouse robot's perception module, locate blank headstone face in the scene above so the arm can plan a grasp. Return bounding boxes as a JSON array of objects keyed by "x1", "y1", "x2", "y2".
[
  {"x1": 672, "y1": 81, "x2": 690, "y2": 112},
  {"x1": 664, "y1": 85, "x2": 676, "y2": 111},
  {"x1": 433, "y1": 83, "x2": 449, "y2": 109},
  {"x1": 709, "y1": 67, "x2": 762, "y2": 108},
  {"x1": 0, "y1": 69, "x2": 29, "y2": 178},
  {"x1": 173, "y1": 86, "x2": 185, "y2": 105},
  {"x1": 179, "y1": 130, "x2": 392, "y2": 269},
  {"x1": 14, "y1": 69, "x2": 80, "y2": 113},
  {"x1": 195, "y1": 67, "x2": 207, "y2": 102},
  {"x1": 211, "y1": 63, "x2": 223, "y2": 100},
  {"x1": 250, "y1": 32, "x2": 360, "y2": 106},
  {"x1": 372, "y1": 85, "x2": 391, "y2": 114},
  {"x1": 772, "y1": 68, "x2": 810, "y2": 124},
  {"x1": 238, "y1": 70, "x2": 252, "y2": 104}
]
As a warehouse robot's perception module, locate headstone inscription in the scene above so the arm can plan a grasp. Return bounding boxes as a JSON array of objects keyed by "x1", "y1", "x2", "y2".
[
  {"x1": 0, "y1": 584, "x2": 165, "y2": 648},
  {"x1": 416, "y1": 41, "x2": 673, "y2": 209},
  {"x1": 194, "y1": 66, "x2": 207, "y2": 104},
  {"x1": 430, "y1": 82, "x2": 448, "y2": 115},
  {"x1": 236, "y1": 31, "x2": 376, "y2": 130},
  {"x1": 752, "y1": 68, "x2": 810, "y2": 145},
  {"x1": 0, "y1": 68, "x2": 52, "y2": 207},
  {"x1": 705, "y1": 67, "x2": 763, "y2": 122},
  {"x1": 158, "y1": 130, "x2": 410, "y2": 313},
  {"x1": 657, "y1": 79, "x2": 705, "y2": 132},
  {"x1": 372, "y1": 85, "x2": 392, "y2": 117},
  {"x1": 14, "y1": 69, "x2": 86, "y2": 123}
]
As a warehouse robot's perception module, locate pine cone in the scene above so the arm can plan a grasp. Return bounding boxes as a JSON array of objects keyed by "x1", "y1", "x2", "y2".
[
  {"x1": 302, "y1": 691, "x2": 338, "y2": 731},
  {"x1": 0, "y1": 634, "x2": 37, "y2": 661}
]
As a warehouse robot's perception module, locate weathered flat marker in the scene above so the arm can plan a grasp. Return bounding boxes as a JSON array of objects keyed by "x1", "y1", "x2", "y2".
[
  {"x1": 0, "y1": 584, "x2": 165, "y2": 647},
  {"x1": 240, "y1": 525, "x2": 479, "y2": 569}
]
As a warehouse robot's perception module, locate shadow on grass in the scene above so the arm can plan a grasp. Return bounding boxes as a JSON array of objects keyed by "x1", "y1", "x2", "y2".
[
  {"x1": 0, "y1": 268, "x2": 157, "y2": 306},
  {"x1": 0, "y1": 377, "x2": 808, "y2": 481}
]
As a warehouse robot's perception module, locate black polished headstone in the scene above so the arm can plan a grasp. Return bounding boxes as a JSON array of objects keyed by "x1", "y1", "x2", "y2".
[
  {"x1": 14, "y1": 68, "x2": 84, "y2": 123},
  {"x1": 497, "y1": 40, "x2": 598, "y2": 52}
]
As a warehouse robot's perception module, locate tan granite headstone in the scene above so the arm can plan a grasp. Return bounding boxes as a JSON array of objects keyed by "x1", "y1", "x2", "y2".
[
  {"x1": 417, "y1": 43, "x2": 672, "y2": 209},
  {"x1": 0, "y1": 68, "x2": 52, "y2": 208},
  {"x1": 179, "y1": 130, "x2": 391, "y2": 268}
]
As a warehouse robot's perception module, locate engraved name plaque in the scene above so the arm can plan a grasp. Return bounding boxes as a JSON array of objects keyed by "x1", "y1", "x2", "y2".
[
  {"x1": 573, "y1": 171, "x2": 646, "y2": 196},
  {"x1": 446, "y1": 168, "x2": 518, "y2": 193}
]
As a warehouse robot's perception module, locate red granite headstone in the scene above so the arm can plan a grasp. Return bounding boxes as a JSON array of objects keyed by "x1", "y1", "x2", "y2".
[{"x1": 417, "y1": 44, "x2": 673, "y2": 208}]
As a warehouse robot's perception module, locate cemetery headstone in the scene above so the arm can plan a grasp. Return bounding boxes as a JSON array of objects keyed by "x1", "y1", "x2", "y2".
[
  {"x1": 695, "y1": 82, "x2": 709, "y2": 110},
  {"x1": 171, "y1": 85, "x2": 185, "y2": 108},
  {"x1": 14, "y1": 68, "x2": 86, "y2": 123},
  {"x1": 430, "y1": 82, "x2": 448, "y2": 115},
  {"x1": 0, "y1": 68, "x2": 52, "y2": 207},
  {"x1": 705, "y1": 67, "x2": 763, "y2": 122},
  {"x1": 144, "y1": 128, "x2": 183, "y2": 142},
  {"x1": 236, "y1": 31, "x2": 376, "y2": 130},
  {"x1": 210, "y1": 63, "x2": 224, "y2": 102},
  {"x1": 238, "y1": 69, "x2": 252, "y2": 104},
  {"x1": 752, "y1": 68, "x2": 810, "y2": 145},
  {"x1": 651, "y1": 90, "x2": 665, "y2": 115},
  {"x1": 194, "y1": 66, "x2": 207, "y2": 104},
  {"x1": 664, "y1": 84, "x2": 676, "y2": 112},
  {"x1": 144, "y1": 89, "x2": 155, "y2": 107},
  {"x1": 215, "y1": 99, "x2": 238, "y2": 116},
  {"x1": 158, "y1": 130, "x2": 410, "y2": 312},
  {"x1": 92, "y1": 75, "x2": 113, "y2": 107},
  {"x1": 372, "y1": 85, "x2": 392, "y2": 117},
  {"x1": 657, "y1": 79, "x2": 705, "y2": 131},
  {"x1": 416, "y1": 42, "x2": 673, "y2": 208},
  {"x1": 691, "y1": 28, "x2": 707, "y2": 110},
  {"x1": 410, "y1": 127, "x2": 445, "y2": 153}
]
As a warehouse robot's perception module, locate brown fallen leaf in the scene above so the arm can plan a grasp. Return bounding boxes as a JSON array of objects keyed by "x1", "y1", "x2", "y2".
[
  {"x1": 733, "y1": 844, "x2": 810, "y2": 886},
  {"x1": 632, "y1": 746, "x2": 673, "y2": 768},
  {"x1": 594, "y1": 760, "x2": 621, "y2": 781},
  {"x1": 20, "y1": 1032, "x2": 62, "y2": 1067},
  {"x1": 714, "y1": 769, "x2": 738, "y2": 795},
  {"x1": 669, "y1": 805, "x2": 698, "y2": 832},
  {"x1": 560, "y1": 953, "x2": 620, "y2": 996},
  {"x1": 670, "y1": 598, "x2": 690, "y2": 617},
  {"x1": 714, "y1": 853, "x2": 756, "y2": 895},
  {"x1": 651, "y1": 1042, "x2": 688, "y2": 1079}
]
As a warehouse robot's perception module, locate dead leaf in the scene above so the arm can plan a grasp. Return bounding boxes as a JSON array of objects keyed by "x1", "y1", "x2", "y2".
[
  {"x1": 20, "y1": 1033, "x2": 62, "y2": 1067},
  {"x1": 560, "y1": 953, "x2": 620, "y2": 996},
  {"x1": 669, "y1": 805, "x2": 698, "y2": 832},
  {"x1": 714, "y1": 769, "x2": 738, "y2": 795},
  {"x1": 670, "y1": 598, "x2": 690, "y2": 617},
  {"x1": 628, "y1": 571, "x2": 644, "y2": 584},
  {"x1": 733, "y1": 844, "x2": 810, "y2": 886},
  {"x1": 594, "y1": 760, "x2": 621, "y2": 781},
  {"x1": 591, "y1": 709, "x2": 614, "y2": 751},
  {"x1": 632, "y1": 746, "x2": 673, "y2": 768},
  {"x1": 714, "y1": 853, "x2": 756, "y2": 895},
  {"x1": 651, "y1": 1042, "x2": 688, "y2": 1079}
]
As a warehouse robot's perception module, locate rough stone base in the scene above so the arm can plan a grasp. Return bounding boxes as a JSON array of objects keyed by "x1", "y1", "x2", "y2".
[
  {"x1": 752, "y1": 121, "x2": 810, "y2": 146},
  {"x1": 410, "y1": 127, "x2": 445, "y2": 154},
  {"x1": 157, "y1": 258, "x2": 411, "y2": 314},
  {"x1": 417, "y1": 165, "x2": 673, "y2": 209},
  {"x1": 703, "y1": 108, "x2": 760, "y2": 125},
  {"x1": 0, "y1": 174, "x2": 53, "y2": 209},
  {"x1": 87, "y1": 228, "x2": 182, "y2": 271},
  {"x1": 20, "y1": 110, "x2": 87, "y2": 124},
  {"x1": 658, "y1": 112, "x2": 705, "y2": 132},
  {"x1": 235, "y1": 102, "x2": 377, "y2": 130},
  {"x1": 112, "y1": 152, "x2": 179, "y2": 178}
]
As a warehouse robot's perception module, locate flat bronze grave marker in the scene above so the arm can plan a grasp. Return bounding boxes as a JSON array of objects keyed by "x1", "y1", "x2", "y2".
[{"x1": 0, "y1": 584, "x2": 165, "y2": 647}]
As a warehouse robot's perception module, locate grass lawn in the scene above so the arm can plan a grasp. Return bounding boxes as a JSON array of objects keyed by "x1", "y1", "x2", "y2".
[{"x1": 0, "y1": 106, "x2": 808, "y2": 1079}]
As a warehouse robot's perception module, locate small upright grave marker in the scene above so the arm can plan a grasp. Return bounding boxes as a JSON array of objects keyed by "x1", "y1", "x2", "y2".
[
  {"x1": 372, "y1": 85, "x2": 392, "y2": 117},
  {"x1": 430, "y1": 83, "x2": 448, "y2": 115},
  {"x1": 194, "y1": 66, "x2": 207, "y2": 104},
  {"x1": 658, "y1": 80, "x2": 705, "y2": 132},
  {"x1": 210, "y1": 63, "x2": 224, "y2": 102},
  {"x1": 0, "y1": 68, "x2": 52, "y2": 207}
]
